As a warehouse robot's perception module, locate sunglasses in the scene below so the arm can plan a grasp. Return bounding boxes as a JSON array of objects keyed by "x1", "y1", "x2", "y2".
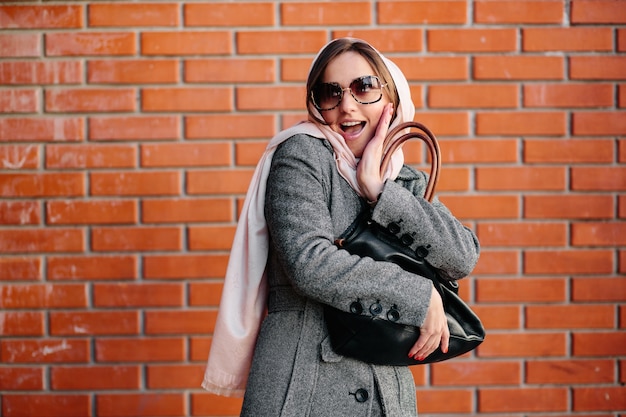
[{"x1": 311, "y1": 75, "x2": 387, "y2": 111}]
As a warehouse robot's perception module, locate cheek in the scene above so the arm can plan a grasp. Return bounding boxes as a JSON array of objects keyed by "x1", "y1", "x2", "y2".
[
  {"x1": 367, "y1": 105, "x2": 387, "y2": 125},
  {"x1": 320, "y1": 110, "x2": 338, "y2": 127}
]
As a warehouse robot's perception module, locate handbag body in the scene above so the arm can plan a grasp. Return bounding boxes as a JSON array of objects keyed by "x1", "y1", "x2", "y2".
[{"x1": 324, "y1": 122, "x2": 485, "y2": 366}]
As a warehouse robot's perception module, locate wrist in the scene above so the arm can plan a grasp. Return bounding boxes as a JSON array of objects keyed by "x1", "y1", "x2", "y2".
[{"x1": 367, "y1": 191, "x2": 382, "y2": 207}]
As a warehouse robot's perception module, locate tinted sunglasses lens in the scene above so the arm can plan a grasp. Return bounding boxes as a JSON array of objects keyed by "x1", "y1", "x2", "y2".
[
  {"x1": 351, "y1": 76, "x2": 382, "y2": 104},
  {"x1": 312, "y1": 83, "x2": 342, "y2": 110}
]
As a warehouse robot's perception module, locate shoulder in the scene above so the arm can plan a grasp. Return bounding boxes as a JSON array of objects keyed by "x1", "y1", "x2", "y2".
[
  {"x1": 274, "y1": 133, "x2": 333, "y2": 160},
  {"x1": 268, "y1": 134, "x2": 337, "y2": 190}
]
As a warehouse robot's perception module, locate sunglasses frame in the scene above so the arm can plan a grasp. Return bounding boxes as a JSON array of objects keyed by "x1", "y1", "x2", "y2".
[{"x1": 311, "y1": 75, "x2": 387, "y2": 111}]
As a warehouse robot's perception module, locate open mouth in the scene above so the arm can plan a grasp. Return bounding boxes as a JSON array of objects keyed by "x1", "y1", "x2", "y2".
[{"x1": 340, "y1": 121, "x2": 366, "y2": 135}]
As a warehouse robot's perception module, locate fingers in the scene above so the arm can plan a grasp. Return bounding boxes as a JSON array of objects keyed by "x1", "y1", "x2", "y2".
[
  {"x1": 441, "y1": 323, "x2": 450, "y2": 354},
  {"x1": 373, "y1": 103, "x2": 394, "y2": 143},
  {"x1": 408, "y1": 321, "x2": 447, "y2": 361},
  {"x1": 408, "y1": 332, "x2": 440, "y2": 361},
  {"x1": 360, "y1": 102, "x2": 394, "y2": 161},
  {"x1": 357, "y1": 103, "x2": 394, "y2": 201},
  {"x1": 407, "y1": 286, "x2": 448, "y2": 361}
]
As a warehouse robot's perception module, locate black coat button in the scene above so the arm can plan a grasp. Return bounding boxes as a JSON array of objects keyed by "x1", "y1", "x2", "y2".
[
  {"x1": 387, "y1": 222, "x2": 401, "y2": 234},
  {"x1": 400, "y1": 234, "x2": 414, "y2": 246},
  {"x1": 349, "y1": 301, "x2": 363, "y2": 314},
  {"x1": 354, "y1": 388, "x2": 369, "y2": 403},
  {"x1": 387, "y1": 306, "x2": 400, "y2": 322},
  {"x1": 369, "y1": 302, "x2": 383, "y2": 315},
  {"x1": 416, "y1": 245, "x2": 429, "y2": 258}
]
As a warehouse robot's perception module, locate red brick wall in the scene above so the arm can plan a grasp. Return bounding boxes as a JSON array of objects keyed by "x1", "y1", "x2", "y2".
[{"x1": 1, "y1": 1, "x2": 625, "y2": 416}]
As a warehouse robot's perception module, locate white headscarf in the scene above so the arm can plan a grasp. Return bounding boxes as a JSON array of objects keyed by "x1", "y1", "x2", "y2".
[{"x1": 202, "y1": 38, "x2": 415, "y2": 397}]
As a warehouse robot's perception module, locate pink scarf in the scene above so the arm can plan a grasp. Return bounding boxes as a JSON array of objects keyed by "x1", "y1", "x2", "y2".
[{"x1": 202, "y1": 40, "x2": 415, "y2": 397}]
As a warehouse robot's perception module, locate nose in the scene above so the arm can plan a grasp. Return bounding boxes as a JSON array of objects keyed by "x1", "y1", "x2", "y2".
[{"x1": 338, "y1": 87, "x2": 358, "y2": 112}]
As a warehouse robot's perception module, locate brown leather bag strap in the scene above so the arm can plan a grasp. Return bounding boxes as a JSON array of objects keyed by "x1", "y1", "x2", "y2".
[{"x1": 380, "y1": 121, "x2": 441, "y2": 203}]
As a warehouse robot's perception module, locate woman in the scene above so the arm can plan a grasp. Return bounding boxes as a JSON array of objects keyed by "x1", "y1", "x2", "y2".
[{"x1": 203, "y1": 38, "x2": 480, "y2": 416}]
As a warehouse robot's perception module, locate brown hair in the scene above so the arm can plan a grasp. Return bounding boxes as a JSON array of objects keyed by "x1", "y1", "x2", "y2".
[{"x1": 306, "y1": 38, "x2": 400, "y2": 125}]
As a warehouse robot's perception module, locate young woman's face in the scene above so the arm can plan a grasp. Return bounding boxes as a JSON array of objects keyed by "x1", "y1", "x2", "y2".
[{"x1": 318, "y1": 51, "x2": 390, "y2": 158}]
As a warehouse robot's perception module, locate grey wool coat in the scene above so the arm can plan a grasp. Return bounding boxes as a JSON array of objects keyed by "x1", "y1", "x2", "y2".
[{"x1": 240, "y1": 134, "x2": 480, "y2": 417}]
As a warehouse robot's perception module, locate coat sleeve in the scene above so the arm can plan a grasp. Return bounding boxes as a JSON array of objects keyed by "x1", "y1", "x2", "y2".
[
  {"x1": 265, "y1": 135, "x2": 434, "y2": 328},
  {"x1": 371, "y1": 169, "x2": 480, "y2": 281}
]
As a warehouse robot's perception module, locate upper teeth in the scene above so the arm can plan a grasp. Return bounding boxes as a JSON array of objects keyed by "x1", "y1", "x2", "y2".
[{"x1": 342, "y1": 121, "x2": 361, "y2": 127}]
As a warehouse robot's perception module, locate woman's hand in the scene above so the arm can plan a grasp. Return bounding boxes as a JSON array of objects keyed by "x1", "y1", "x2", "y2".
[
  {"x1": 357, "y1": 103, "x2": 394, "y2": 203},
  {"x1": 408, "y1": 286, "x2": 450, "y2": 361}
]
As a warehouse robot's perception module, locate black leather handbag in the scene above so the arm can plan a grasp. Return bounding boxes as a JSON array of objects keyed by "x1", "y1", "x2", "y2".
[{"x1": 324, "y1": 122, "x2": 485, "y2": 366}]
